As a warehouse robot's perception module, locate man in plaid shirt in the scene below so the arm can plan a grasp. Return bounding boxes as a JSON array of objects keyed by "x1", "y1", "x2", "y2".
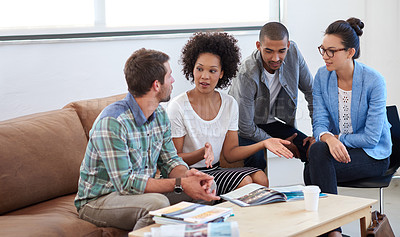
[{"x1": 74, "y1": 48, "x2": 219, "y2": 231}]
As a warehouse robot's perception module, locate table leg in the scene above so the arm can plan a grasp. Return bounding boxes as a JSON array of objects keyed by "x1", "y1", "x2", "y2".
[{"x1": 359, "y1": 206, "x2": 372, "y2": 237}]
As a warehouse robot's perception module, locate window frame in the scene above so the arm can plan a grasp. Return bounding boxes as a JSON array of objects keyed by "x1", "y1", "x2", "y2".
[{"x1": 0, "y1": 0, "x2": 281, "y2": 42}]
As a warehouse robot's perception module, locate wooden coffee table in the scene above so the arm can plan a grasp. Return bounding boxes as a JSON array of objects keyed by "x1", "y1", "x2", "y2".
[{"x1": 129, "y1": 194, "x2": 376, "y2": 237}]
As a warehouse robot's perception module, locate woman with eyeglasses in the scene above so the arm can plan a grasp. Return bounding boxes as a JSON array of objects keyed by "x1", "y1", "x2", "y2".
[{"x1": 305, "y1": 17, "x2": 391, "y2": 237}]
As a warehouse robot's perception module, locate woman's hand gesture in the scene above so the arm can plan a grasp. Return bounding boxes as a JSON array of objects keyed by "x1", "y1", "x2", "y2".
[
  {"x1": 204, "y1": 142, "x2": 214, "y2": 168},
  {"x1": 263, "y1": 138, "x2": 294, "y2": 159}
]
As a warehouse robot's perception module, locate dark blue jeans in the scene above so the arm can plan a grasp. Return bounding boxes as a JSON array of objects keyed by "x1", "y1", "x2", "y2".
[
  {"x1": 305, "y1": 141, "x2": 389, "y2": 235},
  {"x1": 304, "y1": 141, "x2": 390, "y2": 194},
  {"x1": 239, "y1": 121, "x2": 310, "y2": 170}
]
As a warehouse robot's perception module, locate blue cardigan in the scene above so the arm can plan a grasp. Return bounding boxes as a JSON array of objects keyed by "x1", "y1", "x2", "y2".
[{"x1": 313, "y1": 61, "x2": 392, "y2": 159}]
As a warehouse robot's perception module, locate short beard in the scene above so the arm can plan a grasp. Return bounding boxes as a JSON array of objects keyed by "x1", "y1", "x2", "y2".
[
  {"x1": 157, "y1": 85, "x2": 171, "y2": 103},
  {"x1": 159, "y1": 94, "x2": 171, "y2": 103}
]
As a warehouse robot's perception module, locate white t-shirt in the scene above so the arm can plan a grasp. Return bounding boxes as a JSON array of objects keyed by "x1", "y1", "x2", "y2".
[
  {"x1": 319, "y1": 88, "x2": 353, "y2": 140},
  {"x1": 167, "y1": 91, "x2": 239, "y2": 168},
  {"x1": 338, "y1": 88, "x2": 353, "y2": 134},
  {"x1": 264, "y1": 69, "x2": 282, "y2": 124}
]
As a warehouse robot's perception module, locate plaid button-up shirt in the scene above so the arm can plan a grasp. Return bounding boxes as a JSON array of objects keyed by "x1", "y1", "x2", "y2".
[{"x1": 74, "y1": 93, "x2": 188, "y2": 211}]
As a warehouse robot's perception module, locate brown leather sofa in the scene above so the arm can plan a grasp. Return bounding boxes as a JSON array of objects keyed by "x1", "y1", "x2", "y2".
[
  {"x1": 0, "y1": 93, "x2": 245, "y2": 237},
  {"x1": 0, "y1": 94, "x2": 128, "y2": 237}
]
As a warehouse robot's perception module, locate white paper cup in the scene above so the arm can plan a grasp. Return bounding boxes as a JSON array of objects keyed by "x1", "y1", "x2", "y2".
[{"x1": 302, "y1": 185, "x2": 321, "y2": 211}]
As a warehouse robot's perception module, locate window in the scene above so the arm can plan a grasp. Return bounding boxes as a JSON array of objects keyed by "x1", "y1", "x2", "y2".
[
  {"x1": 0, "y1": 0, "x2": 94, "y2": 33},
  {"x1": 0, "y1": 0, "x2": 279, "y2": 39},
  {"x1": 105, "y1": 0, "x2": 275, "y2": 29}
]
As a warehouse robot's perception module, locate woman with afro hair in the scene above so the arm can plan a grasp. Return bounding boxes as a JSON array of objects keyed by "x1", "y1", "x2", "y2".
[{"x1": 167, "y1": 32, "x2": 293, "y2": 195}]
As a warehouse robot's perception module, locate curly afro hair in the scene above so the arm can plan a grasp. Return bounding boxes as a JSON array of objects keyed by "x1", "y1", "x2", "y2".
[{"x1": 181, "y1": 31, "x2": 241, "y2": 89}]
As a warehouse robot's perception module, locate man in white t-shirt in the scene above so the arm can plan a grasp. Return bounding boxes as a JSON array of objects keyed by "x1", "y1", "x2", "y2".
[{"x1": 229, "y1": 22, "x2": 314, "y2": 171}]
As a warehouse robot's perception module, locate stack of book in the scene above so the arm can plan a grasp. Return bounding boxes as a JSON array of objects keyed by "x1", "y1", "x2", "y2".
[
  {"x1": 146, "y1": 222, "x2": 239, "y2": 237},
  {"x1": 149, "y1": 201, "x2": 233, "y2": 225}
]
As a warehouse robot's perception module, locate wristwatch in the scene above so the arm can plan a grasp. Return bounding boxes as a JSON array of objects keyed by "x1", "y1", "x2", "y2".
[{"x1": 174, "y1": 178, "x2": 184, "y2": 194}]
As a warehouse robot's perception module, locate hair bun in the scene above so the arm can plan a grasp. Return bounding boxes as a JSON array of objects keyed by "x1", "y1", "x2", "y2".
[{"x1": 347, "y1": 17, "x2": 364, "y2": 36}]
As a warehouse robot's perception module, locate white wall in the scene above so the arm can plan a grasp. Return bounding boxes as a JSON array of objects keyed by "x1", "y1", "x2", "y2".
[
  {"x1": 1, "y1": 0, "x2": 399, "y2": 186},
  {"x1": 0, "y1": 32, "x2": 258, "y2": 121},
  {"x1": 1, "y1": 0, "x2": 398, "y2": 122},
  {"x1": 285, "y1": 0, "x2": 400, "y2": 106}
]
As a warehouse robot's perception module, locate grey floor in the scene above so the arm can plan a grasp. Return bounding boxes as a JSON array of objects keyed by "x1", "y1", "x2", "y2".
[{"x1": 338, "y1": 176, "x2": 400, "y2": 236}]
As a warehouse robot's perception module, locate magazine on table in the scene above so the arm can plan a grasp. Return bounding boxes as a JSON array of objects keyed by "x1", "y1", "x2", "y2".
[
  {"x1": 220, "y1": 183, "x2": 287, "y2": 207},
  {"x1": 149, "y1": 201, "x2": 233, "y2": 225},
  {"x1": 152, "y1": 212, "x2": 231, "y2": 225},
  {"x1": 145, "y1": 221, "x2": 239, "y2": 237},
  {"x1": 220, "y1": 183, "x2": 327, "y2": 207},
  {"x1": 271, "y1": 185, "x2": 328, "y2": 201}
]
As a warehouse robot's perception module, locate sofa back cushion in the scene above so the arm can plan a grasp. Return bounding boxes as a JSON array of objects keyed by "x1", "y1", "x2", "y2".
[
  {"x1": 63, "y1": 93, "x2": 127, "y2": 138},
  {"x1": 0, "y1": 108, "x2": 88, "y2": 214}
]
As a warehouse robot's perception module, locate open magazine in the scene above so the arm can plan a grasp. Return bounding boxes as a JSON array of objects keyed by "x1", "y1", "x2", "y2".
[
  {"x1": 220, "y1": 183, "x2": 286, "y2": 207},
  {"x1": 149, "y1": 201, "x2": 233, "y2": 225},
  {"x1": 146, "y1": 222, "x2": 239, "y2": 237},
  {"x1": 220, "y1": 183, "x2": 327, "y2": 207}
]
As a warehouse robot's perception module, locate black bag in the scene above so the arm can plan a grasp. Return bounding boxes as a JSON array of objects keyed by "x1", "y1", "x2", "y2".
[{"x1": 366, "y1": 211, "x2": 395, "y2": 237}]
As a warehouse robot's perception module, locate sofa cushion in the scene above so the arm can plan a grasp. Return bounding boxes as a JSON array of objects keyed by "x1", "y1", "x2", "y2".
[
  {"x1": 63, "y1": 93, "x2": 127, "y2": 138},
  {"x1": 0, "y1": 194, "x2": 128, "y2": 237},
  {"x1": 0, "y1": 108, "x2": 88, "y2": 214}
]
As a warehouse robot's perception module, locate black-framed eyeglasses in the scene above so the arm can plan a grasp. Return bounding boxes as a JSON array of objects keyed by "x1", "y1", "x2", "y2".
[{"x1": 318, "y1": 46, "x2": 347, "y2": 58}]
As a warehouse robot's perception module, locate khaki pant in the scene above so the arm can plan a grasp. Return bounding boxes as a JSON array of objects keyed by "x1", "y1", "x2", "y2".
[{"x1": 79, "y1": 192, "x2": 193, "y2": 231}]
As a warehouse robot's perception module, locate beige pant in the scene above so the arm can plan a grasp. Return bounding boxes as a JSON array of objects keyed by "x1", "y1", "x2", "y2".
[{"x1": 78, "y1": 192, "x2": 194, "y2": 231}]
